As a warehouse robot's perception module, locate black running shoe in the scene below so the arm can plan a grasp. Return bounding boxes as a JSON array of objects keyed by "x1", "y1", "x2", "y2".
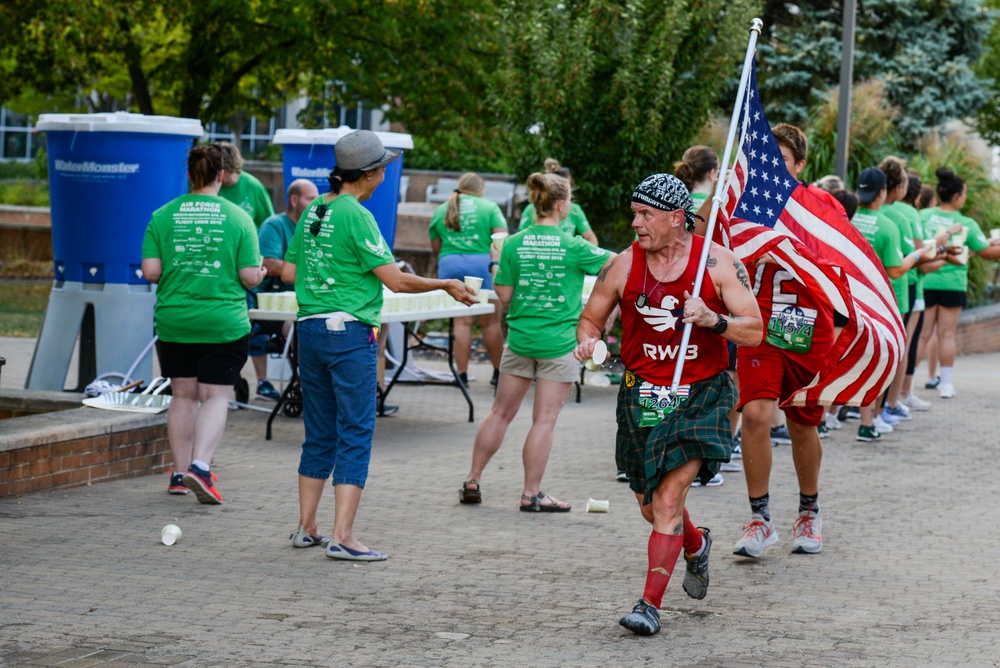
[
  {"x1": 682, "y1": 528, "x2": 712, "y2": 600},
  {"x1": 619, "y1": 598, "x2": 660, "y2": 636}
]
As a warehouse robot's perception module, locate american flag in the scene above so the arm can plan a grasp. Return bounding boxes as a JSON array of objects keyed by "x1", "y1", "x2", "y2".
[{"x1": 717, "y1": 63, "x2": 905, "y2": 407}]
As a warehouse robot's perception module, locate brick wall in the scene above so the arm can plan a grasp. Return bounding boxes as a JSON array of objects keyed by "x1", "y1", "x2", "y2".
[
  {"x1": 955, "y1": 301, "x2": 1000, "y2": 354},
  {"x1": 0, "y1": 400, "x2": 170, "y2": 498}
]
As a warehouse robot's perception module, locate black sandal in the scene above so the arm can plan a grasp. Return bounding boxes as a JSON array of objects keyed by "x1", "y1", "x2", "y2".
[
  {"x1": 519, "y1": 491, "x2": 571, "y2": 513},
  {"x1": 459, "y1": 480, "x2": 481, "y2": 504}
]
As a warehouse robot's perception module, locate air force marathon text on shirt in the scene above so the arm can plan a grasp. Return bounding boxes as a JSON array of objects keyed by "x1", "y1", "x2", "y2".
[{"x1": 170, "y1": 200, "x2": 232, "y2": 279}]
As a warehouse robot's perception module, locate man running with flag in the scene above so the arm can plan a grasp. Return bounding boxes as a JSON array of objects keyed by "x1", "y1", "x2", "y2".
[
  {"x1": 576, "y1": 174, "x2": 762, "y2": 636},
  {"x1": 715, "y1": 64, "x2": 904, "y2": 559}
]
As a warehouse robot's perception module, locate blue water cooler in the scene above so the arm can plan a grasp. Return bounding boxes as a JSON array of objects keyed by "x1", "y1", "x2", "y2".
[
  {"x1": 273, "y1": 127, "x2": 413, "y2": 249},
  {"x1": 27, "y1": 113, "x2": 203, "y2": 391}
]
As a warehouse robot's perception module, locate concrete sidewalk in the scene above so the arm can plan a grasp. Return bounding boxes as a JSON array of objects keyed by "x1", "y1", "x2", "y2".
[{"x1": 1, "y1": 338, "x2": 999, "y2": 666}]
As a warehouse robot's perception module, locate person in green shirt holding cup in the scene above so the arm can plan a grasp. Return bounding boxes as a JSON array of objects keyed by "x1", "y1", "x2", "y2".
[
  {"x1": 142, "y1": 144, "x2": 266, "y2": 504},
  {"x1": 282, "y1": 130, "x2": 477, "y2": 561},
  {"x1": 915, "y1": 167, "x2": 1000, "y2": 399},
  {"x1": 459, "y1": 171, "x2": 614, "y2": 512}
]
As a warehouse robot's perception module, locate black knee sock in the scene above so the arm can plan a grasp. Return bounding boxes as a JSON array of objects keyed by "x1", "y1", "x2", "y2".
[
  {"x1": 799, "y1": 492, "x2": 819, "y2": 515},
  {"x1": 749, "y1": 493, "x2": 770, "y2": 521}
]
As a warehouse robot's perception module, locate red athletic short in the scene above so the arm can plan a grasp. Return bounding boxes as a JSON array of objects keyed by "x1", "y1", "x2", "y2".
[{"x1": 736, "y1": 342, "x2": 825, "y2": 427}]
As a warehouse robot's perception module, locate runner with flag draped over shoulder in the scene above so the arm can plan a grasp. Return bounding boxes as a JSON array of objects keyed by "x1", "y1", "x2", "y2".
[{"x1": 715, "y1": 62, "x2": 905, "y2": 408}]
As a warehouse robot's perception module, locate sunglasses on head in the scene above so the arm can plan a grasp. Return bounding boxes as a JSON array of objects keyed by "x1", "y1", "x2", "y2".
[{"x1": 310, "y1": 204, "x2": 327, "y2": 236}]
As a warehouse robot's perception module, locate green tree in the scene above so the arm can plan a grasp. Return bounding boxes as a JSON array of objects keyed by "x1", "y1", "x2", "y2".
[
  {"x1": 973, "y1": 0, "x2": 1000, "y2": 143},
  {"x1": 0, "y1": 0, "x2": 499, "y2": 134},
  {"x1": 757, "y1": 0, "x2": 992, "y2": 139},
  {"x1": 491, "y1": 0, "x2": 761, "y2": 246}
]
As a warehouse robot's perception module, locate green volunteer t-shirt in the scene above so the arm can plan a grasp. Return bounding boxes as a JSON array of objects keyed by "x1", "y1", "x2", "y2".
[
  {"x1": 428, "y1": 195, "x2": 507, "y2": 257},
  {"x1": 852, "y1": 207, "x2": 907, "y2": 313},
  {"x1": 920, "y1": 208, "x2": 990, "y2": 293},
  {"x1": 285, "y1": 194, "x2": 395, "y2": 327},
  {"x1": 518, "y1": 202, "x2": 593, "y2": 239},
  {"x1": 882, "y1": 202, "x2": 918, "y2": 288},
  {"x1": 256, "y1": 212, "x2": 296, "y2": 292},
  {"x1": 141, "y1": 195, "x2": 260, "y2": 343},
  {"x1": 219, "y1": 172, "x2": 275, "y2": 227},
  {"x1": 885, "y1": 201, "x2": 925, "y2": 302},
  {"x1": 690, "y1": 192, "x2": 709, "y2": 209},
  {"x1": 495, "y1": 225, "x2": 612, "y2": 358}
]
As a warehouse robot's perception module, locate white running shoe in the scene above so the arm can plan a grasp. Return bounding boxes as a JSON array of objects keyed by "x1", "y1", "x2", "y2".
[
  {"x1": 720, "y1": 460, "x2": 743, "y2": 472},
  {"x1": 825, "y1": 412, "x2": 843, "y2": 430},
  {"x1": 939, "y1": 383, "x2": 955, "y2": 399},
  {"x1": 873, "y1": 414, "x2": 894, "y2": 434},
  {"x1": 733, "y1": 514, "x2": 778, "y2": 558},
  {"x1": 691, "y1": 472, "x2": 724, "y2": 487},
  {"x1": 900, "y1": 393, "x2": 931, "y2": 411},
  {"x1": 791, "y1": 511, "x2": 822, "y2": 554}
]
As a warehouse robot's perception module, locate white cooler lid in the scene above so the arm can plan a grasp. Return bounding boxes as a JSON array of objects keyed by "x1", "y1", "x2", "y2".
[
  {"x1": 274, "y1": 126, "x2": 413, "y2": 150},
  {"x1": 36, "y1": 112, "x2": 204, "y2": 137}
]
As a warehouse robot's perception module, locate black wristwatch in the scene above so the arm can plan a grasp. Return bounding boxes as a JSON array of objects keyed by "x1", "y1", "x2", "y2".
[{"x1": 711, "y1": 313, "x2": 728, "y2": 335}]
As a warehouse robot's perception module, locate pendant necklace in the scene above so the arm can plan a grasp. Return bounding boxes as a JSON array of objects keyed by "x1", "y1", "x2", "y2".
[
  {"x1": 638, "y1": 237, "x2": 689, "y2": 308},
  {"x1": 637, "y1": 260, "x2": 662, "y2": 309}
]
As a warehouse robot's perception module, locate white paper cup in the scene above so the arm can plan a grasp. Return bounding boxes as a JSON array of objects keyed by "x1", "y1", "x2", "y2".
[
  {"x1": 923, "y1": 240, "x2": 937, "y2": 258},
  {"x1": 464, "y1": 276, "x2": 483, "y2": 295},
  {"x1": 950, "y1": 227, "x2": 968, "y2": 246},
  {"x1": 586, "y1": 498, "x2": 610, "y2": 513},
  {"x1": 161, "y1": 524, "x2": 182, "y2": 546},
  {"x1": 491, "y1": 232, "x2": 509, "y2": 251},
  {"x1": 584, "y1": 339, "x2": 608, "y2": 371},
  {"x1": 956, "y1": 246, "x2": 970, "y2": 265},
  {"x1": 991, "y1": 228, "x2": 1000, "y2": 240}
]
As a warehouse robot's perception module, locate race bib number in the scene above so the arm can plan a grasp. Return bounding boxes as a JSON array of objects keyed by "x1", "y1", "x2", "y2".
[
  {"x1": 637, "y1": 382, "x2": 690, "y2": 428},
  {"x1": 766, "y1": 304, "x2": 817, "y2": 353}
]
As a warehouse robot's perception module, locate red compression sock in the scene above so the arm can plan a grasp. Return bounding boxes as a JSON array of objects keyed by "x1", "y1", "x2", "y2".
[
  {"x1": 682, "y1": 508, "x2": 704, "y2": 556},
  {"x1": 641, "y1": 530, "x2": 684, "y2": 609}
]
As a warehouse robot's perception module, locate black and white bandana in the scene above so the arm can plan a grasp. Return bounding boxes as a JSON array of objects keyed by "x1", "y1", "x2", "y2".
[{"x1": 632, "y1": 173, "x2": 699, "y2": 230}]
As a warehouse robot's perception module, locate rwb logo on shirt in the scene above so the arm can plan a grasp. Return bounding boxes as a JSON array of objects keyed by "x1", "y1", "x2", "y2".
[{"x1": 637, "y1": 294, "x2": 680, "y2": 332}]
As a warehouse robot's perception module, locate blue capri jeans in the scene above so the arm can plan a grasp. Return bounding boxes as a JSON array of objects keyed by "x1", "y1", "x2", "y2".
[{"x1": 296, "y1": 317, "x2": 377, "y2": 487}]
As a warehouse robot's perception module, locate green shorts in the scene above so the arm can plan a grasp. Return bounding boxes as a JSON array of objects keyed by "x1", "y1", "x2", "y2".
[{"x1": 615, "y1": 370, "x2": 736, "y2": 504}]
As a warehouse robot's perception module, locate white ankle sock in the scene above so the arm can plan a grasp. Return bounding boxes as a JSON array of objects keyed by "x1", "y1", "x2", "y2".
[
  {"x1": 192, "y1": 460, "x2": 210, "y2": 472},
  {"x1": 940, "y1": 367, "x2": 954, "y2": 386}
]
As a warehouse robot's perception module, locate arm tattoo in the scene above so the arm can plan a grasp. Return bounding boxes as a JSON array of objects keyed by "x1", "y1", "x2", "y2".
[
  {"x1": 598, "y1": 261, "x2": 613, "y2": 283},
  {"x1": 734, "y1": 260, "x2": 751, "y2": 290},
  {"x1": 706, "y1": 256, "x2": 718, "y2": 269}
]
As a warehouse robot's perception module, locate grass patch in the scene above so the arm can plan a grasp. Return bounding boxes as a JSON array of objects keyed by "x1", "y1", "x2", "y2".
[
  {"x1": 0, "y1": 279, "x2": 50, "y2": 337},
  {"x1": 0, "y1": 180, "x2": 49, "y2": 206}
]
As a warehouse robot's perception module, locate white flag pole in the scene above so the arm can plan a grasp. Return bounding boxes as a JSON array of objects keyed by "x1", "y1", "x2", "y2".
[{"x1": 669, "y1": 17, "x2": 763, "y2": 396}]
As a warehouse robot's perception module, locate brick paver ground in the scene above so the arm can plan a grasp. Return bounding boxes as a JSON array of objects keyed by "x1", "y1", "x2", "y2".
[{"x1": 2, "y1": 337, "x2": 999, "y2": 667}]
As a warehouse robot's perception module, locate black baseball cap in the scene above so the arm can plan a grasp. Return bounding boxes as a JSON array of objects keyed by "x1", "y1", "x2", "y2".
[{"x1": 857, "y1": 167, "x2": 886, "y2": 204}]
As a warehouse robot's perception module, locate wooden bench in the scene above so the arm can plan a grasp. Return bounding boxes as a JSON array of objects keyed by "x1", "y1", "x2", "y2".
[{"x1": 425, "y1": 178, "x2": 516, "y2": 218}]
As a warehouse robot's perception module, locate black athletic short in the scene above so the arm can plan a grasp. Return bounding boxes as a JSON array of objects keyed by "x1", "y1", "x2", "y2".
[
  {"x1": 923, "y1": 289, "x2": 967, "y2": 309},
  {"x1": 156, "y1": 336, "x2": 250, "y2": 386}
]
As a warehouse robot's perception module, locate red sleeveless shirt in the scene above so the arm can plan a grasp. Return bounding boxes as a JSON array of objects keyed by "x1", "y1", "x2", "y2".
[{"x1": 620, "y1": 236, "x2": 728, "y2": 385}]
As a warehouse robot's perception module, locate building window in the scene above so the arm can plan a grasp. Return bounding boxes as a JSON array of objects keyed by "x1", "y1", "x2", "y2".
[{"x1": 0, "y1": 107, "x2": 40, "y2": 161}]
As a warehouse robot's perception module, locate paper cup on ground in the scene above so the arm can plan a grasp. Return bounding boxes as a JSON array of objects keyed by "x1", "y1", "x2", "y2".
[
  {"x1": 586, "y1": 498, "x2": 610, "y2": 513},
  {"x1": 464, "y1": 276, "x2": 483, "y2": 295},
  {"x1": 584, "y1": 340, "x2": 608, "y2": 371},
  {"x1": 161, "y1": 524, "x2": 182, "y2": 546}
]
